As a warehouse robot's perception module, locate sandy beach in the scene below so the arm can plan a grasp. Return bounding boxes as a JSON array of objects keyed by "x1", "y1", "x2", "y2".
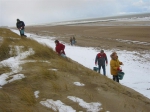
[{"x1": 26, "y1": 24, "x2": 150, "y2": 54}]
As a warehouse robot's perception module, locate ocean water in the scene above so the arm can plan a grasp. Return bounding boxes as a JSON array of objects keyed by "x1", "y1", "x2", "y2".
[{"x1": 47, "y1": 13, "x2": 150, "y2": 26}]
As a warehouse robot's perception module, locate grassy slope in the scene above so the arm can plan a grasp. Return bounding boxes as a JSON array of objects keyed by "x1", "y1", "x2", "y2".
[{"x1": 0, "y1": 28, "x2": 150, "y2": 112}]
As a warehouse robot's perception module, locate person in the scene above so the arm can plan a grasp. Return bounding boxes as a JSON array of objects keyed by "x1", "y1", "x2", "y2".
[
  {"x1": 16, "y1": 19, "x2": 26, "y2": 37},
  {"x1": 72, "y1": 36, "x2": 76, "y2": 45},
  {"x1": 55, "y1": 40, "x2": 66, "y2": 57},
  {"x1": 95, "y1": 50, "x2": 108, "y2": 76},
  {"x1": 70, "y1": 37, "x2": 73, "y2": 46},
  {"x1": 110, "y1": 52, "x2": 123, "y2": 83}
]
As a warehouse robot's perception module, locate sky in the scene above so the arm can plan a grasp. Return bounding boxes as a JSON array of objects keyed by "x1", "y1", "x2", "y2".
[
  {"x1": 0, "y1": 28, "x2": 149, "y2": 111},
  {"x1": 0, "y1": 0, "x2": 150, "y2": 27}
]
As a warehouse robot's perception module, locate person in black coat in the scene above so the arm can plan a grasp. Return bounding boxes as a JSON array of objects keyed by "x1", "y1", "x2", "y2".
[{"x1": 16, "y1": 19, "x2": 26, "y2": 37}]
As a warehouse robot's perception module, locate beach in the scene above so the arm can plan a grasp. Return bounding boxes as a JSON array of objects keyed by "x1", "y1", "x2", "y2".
[{"x1": 26, "y1": 25, "x2": 150, "y2": 54}]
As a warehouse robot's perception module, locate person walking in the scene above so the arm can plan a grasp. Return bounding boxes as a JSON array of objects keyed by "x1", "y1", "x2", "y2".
[
  {"x1": 55, "y1": 40, "x2": 66, "y2": 57},
  {"x1": 16, "y1": 19, "x2": 26, "y2": 37},
  {"x1": 95, "y1": 50, "x2": 108, "y2": 76},
  {"x1": 72, "y1": 36, "x2": 76, "y2": 45},
  {"x1": 70, "y1": 37, "x2": 73, "y2": 46},
  {"x1": 110, "y1": 52, "x2": 123, "y2": 83}
]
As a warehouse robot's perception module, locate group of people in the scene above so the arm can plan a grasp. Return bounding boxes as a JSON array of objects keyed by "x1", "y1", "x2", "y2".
[
  {"x1": 54, "y1": 40, "x2": 123, "y2": 83},
  {"x1": 17, "y1": 19, "x2": 123, "y2": 83},
  {"x1": 95, "y1": 50, "x2": 123, "y2": 83}
]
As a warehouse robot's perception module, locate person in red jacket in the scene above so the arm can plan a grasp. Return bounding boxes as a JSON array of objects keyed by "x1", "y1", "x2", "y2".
[
  {"x1": 55, "y1": 40, "x2": 66, "y2": 57},
  {"x1": 95, "y1": 50, "x2": 108, "y2": 76}
]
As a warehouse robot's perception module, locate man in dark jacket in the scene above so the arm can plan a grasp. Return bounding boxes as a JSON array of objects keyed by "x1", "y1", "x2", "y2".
[
  {"x1": 95, "y1": 50, "x2": 108, "y2": 75},
  {"x1": 55, "y1": 40, "x2": 66, "y2": 57},
  {"x1": 16, "y1": 19, "x2": 26, "y2": 37}
]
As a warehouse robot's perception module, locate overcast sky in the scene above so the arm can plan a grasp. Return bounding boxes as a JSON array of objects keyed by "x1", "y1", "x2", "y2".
[{"x1": 0, "y1": 0, "x2": 150, "y2": 27}]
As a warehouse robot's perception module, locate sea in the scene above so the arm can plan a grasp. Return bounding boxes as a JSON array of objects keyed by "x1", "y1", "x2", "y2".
[{"x1": 46, "y1": 13, "x2": 150, "y2": 26}]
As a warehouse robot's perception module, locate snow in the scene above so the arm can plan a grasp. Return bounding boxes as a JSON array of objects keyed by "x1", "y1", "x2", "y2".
[
  {"x1": 34, "y1": 91, "x2": 40, "y2": 98},
  {"x1": 40, "y1": 99, "x2": 76, "y2": 112},
  {"x1": 67, "y1": 96, "x2": 102, "y2": 112},
  {"x1": 40, "y1": 96, "x2": 102, "y2": 112},
  {"x1": 0, "y1": 46, "x2": 34, "y2": 87},
  {"x1": 0, "y1": 29, "x2": 149, "y2": 111},
  {"x1": 73, "y1": 82, "x2": 85, "y2": 86}
]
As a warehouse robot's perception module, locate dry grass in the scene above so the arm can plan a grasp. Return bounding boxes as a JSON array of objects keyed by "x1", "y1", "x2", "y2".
[
  {"x1": 0, "y1": 67, "x2": 11, "y2": 75},
  {"x1": 19, "y1": 87, "x2": 36, "y2": 105},
  {"x1": 41, "y1": 69, "x2": 58, "y2": 80},
  {"x1": 0, "y1": 38, "x2": 12, "y2": 61},
  {"x1": 21, "y1": 39, "x2": 56, "y2": 60}
]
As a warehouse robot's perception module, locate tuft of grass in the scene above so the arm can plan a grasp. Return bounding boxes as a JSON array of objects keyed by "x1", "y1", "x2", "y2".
[
  {"x1": 82, "y1": 89, "x2": 94, "y2": 100},
  {"x1": 41, "y1": 69, "x2": 58, "y2": 80},
  {"x1": 0, "y1": 28, "x2": 20, "y2": 38},
  {"x1": 0, "y1": 67, "x2": 11, "y2": 75},
  {"x1": 64, "y1": 83, "x2": 69, "y2": 91},
  {"x1": 0, "y1": 38, "x2": 11, "y2": 61},
  {"x1": 0, "y1": 91, "x2": 12, "y2": 112},
  {"x1": 50, "y1": 81, "x2": 61, "y2": 92},
  {"x1": 19, "y1": 87, "x2": 36, "y2": 106},
  {"x1": 50, "y1": 59, "x2": 79, "y2": 74},
  {"x1": 0, "y1": 91, "x2": 11, "y2": 103}
]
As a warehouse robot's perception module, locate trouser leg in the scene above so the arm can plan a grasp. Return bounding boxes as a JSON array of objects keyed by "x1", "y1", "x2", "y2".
[
  {"x1": 113, "y1": 75, "x2": 119, "y2": 83},
  {"x1": 113, "y1": 76, "x2": 115, "y2": 81},
  {"x1": 20, "y1": 29, "x2": 25, "y2": 36},
  {"x1": 116, "y1": 75, "x2": 119, "y2": 83},
  {"x1": 102, "y1": 65, "x2": 106, "y2": 75},
  {"x1": 19, "y1": 30, "x2": 22, "y2": 36},
  {"x1": 98, "y1": 65, "x2": 101, "y2": 73}
]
